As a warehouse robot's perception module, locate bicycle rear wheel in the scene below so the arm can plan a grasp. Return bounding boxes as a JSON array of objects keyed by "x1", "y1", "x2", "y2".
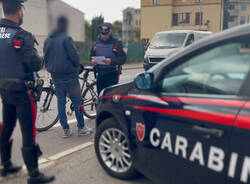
[
  {"x1": 36, "y1": 87, "x2": 59, "y2": 132},
  {"x1": 82, "y1": 81, "x2": 98, "y2": 119}
]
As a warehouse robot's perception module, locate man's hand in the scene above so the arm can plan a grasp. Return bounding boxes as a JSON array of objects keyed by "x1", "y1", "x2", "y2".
[
  {"x1": 103, "y1": 58, "x2": 111, "y2": 65},
  {"x1": 92, "y1": 59, "x2": 97, "y2": 66}
]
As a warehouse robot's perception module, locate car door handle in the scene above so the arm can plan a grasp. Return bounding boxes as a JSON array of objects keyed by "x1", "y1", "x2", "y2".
[{"x1": 192, "y1": 125, "x2": 224, "y2": 138}]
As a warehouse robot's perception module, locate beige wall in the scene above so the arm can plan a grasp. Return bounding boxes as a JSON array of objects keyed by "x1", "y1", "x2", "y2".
[
  {"x1": 141, "y1": 6, "x2": 172, "y2": 39},
  {"x1": 237, "y1": 3, "x2": 250, "y2": 24},
  {"x1": 47, "y1": 0, "x2": 85, "y2": 42},
  {"x1": 0, "y1": 0, "x2": 85, "y2": 55},
  {"x1": 141, "y1": 0, "x2": 223, "y2": 40},
  {"x1": 0, "y1": 2, "x2": 3, "y2": 19},
  {"x1": 23, "y1": 0, "x2": 49, "y2": 55}
]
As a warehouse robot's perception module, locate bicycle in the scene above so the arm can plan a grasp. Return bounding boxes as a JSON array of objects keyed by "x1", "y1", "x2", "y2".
[{"x1": 36, "y1": 66, "x2": 98, "y2": 132}]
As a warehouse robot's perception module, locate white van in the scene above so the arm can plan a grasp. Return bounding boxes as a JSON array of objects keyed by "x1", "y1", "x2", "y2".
[{"x1": 144, "y1": 30, "x2": 212, "y2": 70}]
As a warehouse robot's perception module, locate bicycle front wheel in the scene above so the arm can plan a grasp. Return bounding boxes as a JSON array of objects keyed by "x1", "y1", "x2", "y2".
[
  {"x1": 36, "y1": 87, "x2": 59, "y2": 132},
  {"x1": 82, "y1": 81, "x2": 98, "y2": 119}
]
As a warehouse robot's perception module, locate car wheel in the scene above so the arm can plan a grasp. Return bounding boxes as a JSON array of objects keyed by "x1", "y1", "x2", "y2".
[{"x1": 95, "y1": 118, "x2": 138, "y2": 180}]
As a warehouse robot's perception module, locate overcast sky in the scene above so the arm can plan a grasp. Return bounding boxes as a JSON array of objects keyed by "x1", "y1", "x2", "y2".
[{"x1": 61, "y1": 0, "x2": 140, "y2": 23}]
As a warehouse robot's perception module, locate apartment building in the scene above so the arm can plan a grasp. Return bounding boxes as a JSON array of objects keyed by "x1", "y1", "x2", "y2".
[
  {"x1": 228, "y1": 0, "x2": 250, "y2": 28},
  {"x1": 123, "y1": 7, "x2": 141, "y2": 41},
  {"x1": 141, "y1": 0, "x2": 224, "y2": 40}
]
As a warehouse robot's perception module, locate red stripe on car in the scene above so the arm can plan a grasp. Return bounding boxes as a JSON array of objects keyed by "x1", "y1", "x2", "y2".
[
  {"x1": 133, "y1": 106, "x2": 235, "y2": 127},
  {"x1": 234, "y1": 115, "x2": 250, "y2": 130},
  {"x1": 100, "y1": 95, "x2": 245, "y2": 107}
]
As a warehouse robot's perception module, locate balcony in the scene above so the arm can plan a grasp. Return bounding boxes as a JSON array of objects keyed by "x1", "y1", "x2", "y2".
[{"x1": 228, "y1": 9, "x2": 239, "y2": 17}]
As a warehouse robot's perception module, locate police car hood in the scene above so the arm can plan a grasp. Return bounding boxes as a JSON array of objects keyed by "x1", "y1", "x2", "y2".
[{"x1": 101, "y1": 81, "x2": 134, "y2": 97}]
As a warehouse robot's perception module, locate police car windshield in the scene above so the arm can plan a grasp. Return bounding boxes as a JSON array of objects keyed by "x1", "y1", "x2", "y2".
[{"x1": 150, "y1": 33, "x2": 187, "y2": 49}]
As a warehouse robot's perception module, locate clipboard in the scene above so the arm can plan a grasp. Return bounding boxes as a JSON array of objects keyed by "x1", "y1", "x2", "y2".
[{"x1": 92, "y1": 56, "x2": 106, "y2": 65}]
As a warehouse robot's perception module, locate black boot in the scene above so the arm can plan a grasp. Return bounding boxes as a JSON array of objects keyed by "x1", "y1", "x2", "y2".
[
  {"x1": 22, "y1": 145, "x2": 55, "y2": 184},
  {"x1": 1, "y1": 140, "x2": 22, "y2": 176}
]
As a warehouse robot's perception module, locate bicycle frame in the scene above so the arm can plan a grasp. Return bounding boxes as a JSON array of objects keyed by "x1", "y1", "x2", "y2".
[{"x1": 78, "y1": 69, "x2": 96, "y2": 95}]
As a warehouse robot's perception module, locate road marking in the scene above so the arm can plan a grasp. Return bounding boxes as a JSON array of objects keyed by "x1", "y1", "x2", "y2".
[
  {"x1": 49, "y1": 142, "x2": 93, "y2": 161},
  {"x1": 0, "y1": 142, "x2": 94, "y2": 182}
]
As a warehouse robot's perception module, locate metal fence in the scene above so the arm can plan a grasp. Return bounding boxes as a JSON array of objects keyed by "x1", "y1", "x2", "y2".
[{"x1": 127, "y1": 42, "x2": 145, "y2": 60}]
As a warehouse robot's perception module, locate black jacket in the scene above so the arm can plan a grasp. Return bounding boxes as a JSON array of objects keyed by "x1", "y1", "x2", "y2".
[
  {"x1": 44, "y1": 31, "x2": 80, "y2": 79},
  {"x1": 0, "y1": 19, "x2": 42, "y2": 90}
]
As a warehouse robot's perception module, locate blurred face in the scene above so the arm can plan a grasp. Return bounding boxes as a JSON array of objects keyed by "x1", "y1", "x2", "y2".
[{"x1": 100, "y1": 31, "x2": 112, "y2": 41}]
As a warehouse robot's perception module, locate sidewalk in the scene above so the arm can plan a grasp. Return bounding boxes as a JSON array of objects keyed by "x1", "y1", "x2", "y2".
[
  {"x1": 123, "y1": 61, "x2": 143, "y2": 70},
  {"x1": 4, "y1": 145, "x2": 151, "y2": 184}
]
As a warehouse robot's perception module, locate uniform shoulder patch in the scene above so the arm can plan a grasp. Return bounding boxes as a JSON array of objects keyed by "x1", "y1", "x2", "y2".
[
  {"x1": 113, "y1": 45, "x2": 118, "y2": 52},
  {"x1": 13, "y1": 39, "x2": 21, "y2": 49}
]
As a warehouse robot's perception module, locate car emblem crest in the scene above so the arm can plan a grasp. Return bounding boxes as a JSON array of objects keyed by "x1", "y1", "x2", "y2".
[{"x1": 136, "y1": 123, "x2": 145, "y2": 142}]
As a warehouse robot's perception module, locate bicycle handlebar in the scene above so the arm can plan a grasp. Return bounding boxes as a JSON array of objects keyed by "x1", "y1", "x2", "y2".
[{"x1": 83, "y1": 66, "x2": 94, "y2": 72}]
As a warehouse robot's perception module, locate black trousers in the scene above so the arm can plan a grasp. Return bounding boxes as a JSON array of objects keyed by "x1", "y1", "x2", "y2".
[
  {"x1": 0, "y1": 89, "x2": 36, "y2": 163},
  {"x1": 97, "y1": 72, "x2": 119, "y2": 94}
]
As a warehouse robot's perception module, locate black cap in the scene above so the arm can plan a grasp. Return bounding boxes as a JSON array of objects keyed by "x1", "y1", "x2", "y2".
[
  {"x1": 99, "y1": 23, "x2": 112, "y2": 35},
  {"x1": 1, "y1": 0, "x2": 27, "y2": 15},
  {"x1": 1, "y1": 0, "x2": 27, "y2": 4}
]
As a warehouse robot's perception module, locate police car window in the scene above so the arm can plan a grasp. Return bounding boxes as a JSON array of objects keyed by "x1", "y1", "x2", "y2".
[{"x1": 160, "y1": 41, "x2": 250, "y2": 96}]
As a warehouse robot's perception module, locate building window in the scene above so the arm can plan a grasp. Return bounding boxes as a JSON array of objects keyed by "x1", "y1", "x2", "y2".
[
  {"x1": 241, "y1": 4, "x2": 247, "y2": 11},
  {"x1": 153, "y1": 0, "x2": 160, "y2": 5},
  {"x1": 240, "y1": 16, "x2": 246, "y2": 24},
  {"x1": 195, "y1": 12, "x2": 203, "y2": 25},
  {"x1": 136, "y1": 20, "x2": 139, "y2": 26},
  {"x1": 172, "y1": 13, "x2": 190, "y2": 26},
  {"x1": 172, "y1": 14, "x2": 178, "y2": 26},
  {"x1": 195, "y1": 0, "x2": 202, "y2": 3}
]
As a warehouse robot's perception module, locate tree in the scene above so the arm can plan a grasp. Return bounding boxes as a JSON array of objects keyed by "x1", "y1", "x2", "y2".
[
  {"x1": 112, "y1": 21, "x2": 122, "y2": 40},
  {"x1": 91, "y1": 15, "x2": 104, "y2": 42},
  {"x1": 85, "y1": 20, "x2": 92, "y2": 43}
]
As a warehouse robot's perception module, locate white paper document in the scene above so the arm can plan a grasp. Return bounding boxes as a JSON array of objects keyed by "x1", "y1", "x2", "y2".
[{"x1": 92, "y1": 56, "x2": 106, "y2": 65}]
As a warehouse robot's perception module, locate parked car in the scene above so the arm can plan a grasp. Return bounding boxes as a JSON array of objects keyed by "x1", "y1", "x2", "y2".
[
  {"x1": 95, "y1": 24, "x2": 250, "y2": 184},
  {"x1": 144, "y1": 30, "x2": 212, "y2": 70}
]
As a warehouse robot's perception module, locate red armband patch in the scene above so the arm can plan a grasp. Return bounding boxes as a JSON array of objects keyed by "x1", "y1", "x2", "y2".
[
  {"x1": 13, "y1": 40, "x2": 21, "y2": 49},
  {"x1": 113, "y1": 45, "x2": 118, "y2": 52}
]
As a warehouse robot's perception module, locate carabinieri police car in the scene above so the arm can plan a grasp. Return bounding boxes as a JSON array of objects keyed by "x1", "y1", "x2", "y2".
[{"x1": 94, "y1": 24, "x2": 250, "y2": 184}]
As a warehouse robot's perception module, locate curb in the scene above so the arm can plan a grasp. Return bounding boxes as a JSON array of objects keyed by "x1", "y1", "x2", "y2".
[
  {"x1": 0, "y1": 142, "x2": 94, "y2": 182},
  {"x1": 123, "y1": 66, "x2": 143, "y2": 70}
]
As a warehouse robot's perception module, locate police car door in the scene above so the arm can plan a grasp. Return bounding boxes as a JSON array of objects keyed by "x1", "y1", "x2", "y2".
[
  {"x1": 228, "y1": 99, "x2": 250, "y2": 184},
  {"x1": 131, "y1": 36, "x2": 250, "y2": 184}
]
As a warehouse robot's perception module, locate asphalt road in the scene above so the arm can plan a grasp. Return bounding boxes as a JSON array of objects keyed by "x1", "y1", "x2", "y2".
[{"x1": 1, "y1": 66, "x2": 152, "y2": 184}]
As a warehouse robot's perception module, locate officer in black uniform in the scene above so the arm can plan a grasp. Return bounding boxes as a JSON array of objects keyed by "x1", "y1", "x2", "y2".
[
  {"x1": 0, "y1": 0, "x2": 55, "y2": 183},
  {"x1": 91, "y1": 23, "x2": 126, "y2": 94}
]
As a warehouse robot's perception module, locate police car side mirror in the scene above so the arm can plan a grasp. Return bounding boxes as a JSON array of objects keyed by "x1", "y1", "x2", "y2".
[{"x1": 135, "y1": 73, "x2": 154, "y2": 90}]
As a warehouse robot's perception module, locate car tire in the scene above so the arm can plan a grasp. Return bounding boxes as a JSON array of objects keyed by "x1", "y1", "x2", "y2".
[{"x1": 95, "y1": 118, "x2": 139, "y2": 180}]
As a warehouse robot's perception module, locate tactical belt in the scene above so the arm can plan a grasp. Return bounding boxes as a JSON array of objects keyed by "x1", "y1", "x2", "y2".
[{"x1": 0, "y1": 77, "x2": 33, "y2": 91}]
